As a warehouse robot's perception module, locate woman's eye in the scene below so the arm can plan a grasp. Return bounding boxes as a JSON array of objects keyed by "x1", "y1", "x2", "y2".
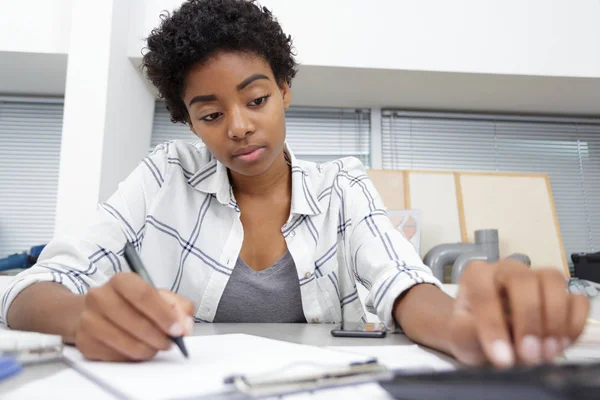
[
  {"x1": 201, "y1": 112, "x2": 221, "y2": 122},
  {"x1": 249, "y1": 95, "x2": 269, "y2": 106}
]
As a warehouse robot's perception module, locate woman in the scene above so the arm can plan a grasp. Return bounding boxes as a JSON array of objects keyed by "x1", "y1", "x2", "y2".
[{"x1": 2, "y1": 0, "x2": 588, "y2": 367}]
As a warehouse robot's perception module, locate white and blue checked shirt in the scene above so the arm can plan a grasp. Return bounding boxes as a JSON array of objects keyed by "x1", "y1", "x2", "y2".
[{"x1": 1, "y1": 141, "x2": 441, "y2": 329}]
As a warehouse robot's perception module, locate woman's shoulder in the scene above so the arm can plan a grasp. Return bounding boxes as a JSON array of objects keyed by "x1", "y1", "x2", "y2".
[
  {"x1": 297, "y1": 156, "x2": 369, "y2": 190},
  {"x1": 149, "y1": 140, "x2": 214, "y2": 176}
]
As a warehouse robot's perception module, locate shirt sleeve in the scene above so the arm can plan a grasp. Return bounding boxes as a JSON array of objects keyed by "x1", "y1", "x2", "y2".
[
  {"x1": 340, "y1": 157, "x2": 443, "y2": 331},
  {"x1": 0, "y1": 143, "x2": 170, "y2": 327}
]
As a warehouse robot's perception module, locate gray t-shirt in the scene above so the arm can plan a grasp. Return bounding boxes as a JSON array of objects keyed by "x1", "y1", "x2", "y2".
[{"x1": 213, "y1": 250, "x2": 307, "y2": 323}]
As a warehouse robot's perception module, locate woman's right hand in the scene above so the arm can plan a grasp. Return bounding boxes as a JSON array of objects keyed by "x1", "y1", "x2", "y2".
[{"x1": 74, "y1": 272, "x2": 194, "y2": 361}]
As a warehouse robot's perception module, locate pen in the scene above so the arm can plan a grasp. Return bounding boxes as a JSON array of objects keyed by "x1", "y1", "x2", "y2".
[{"x1": 123, "y1": 241, "x2": 189, "y2": 358}]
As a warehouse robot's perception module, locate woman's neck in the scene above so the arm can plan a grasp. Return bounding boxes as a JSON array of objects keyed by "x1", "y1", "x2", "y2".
[{"x1": 229, "y1": 150, "x2": 291, "y2": 199}]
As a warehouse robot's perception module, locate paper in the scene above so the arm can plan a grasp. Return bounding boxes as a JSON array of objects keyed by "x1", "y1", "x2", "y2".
[
  {"x1": 565, "y1": 323, "x2": 600, "y2": 361},
  {"x1": 2, "y1": 369, "x2": 114, "y2": 400},
  {"x1": 272, "y1": 382, "x2": 394, "y2": 400},
  {"x1": 63, "y1": 334, "x2": 374, "y2": 400},
  {"x1": 328, "y1": 345, "x2": 457, "y2": 372}
]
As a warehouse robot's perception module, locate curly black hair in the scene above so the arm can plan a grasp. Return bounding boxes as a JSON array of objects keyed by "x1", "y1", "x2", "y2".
[{"x1": 142, "y1": 0, "x2": 297, "y2": 124}]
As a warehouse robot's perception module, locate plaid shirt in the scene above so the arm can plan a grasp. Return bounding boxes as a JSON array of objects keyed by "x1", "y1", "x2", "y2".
[{"x1": 1, "y1": 141, "x2": 441, "y2": 329}]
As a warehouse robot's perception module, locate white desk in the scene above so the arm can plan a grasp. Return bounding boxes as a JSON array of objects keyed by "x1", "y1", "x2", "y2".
[
  {"x1": 1, "y1": 323, "x2": 448, "y2": 398},
  {"x1": 2, "y1": 279, "x2": 599, "y2": 398}
]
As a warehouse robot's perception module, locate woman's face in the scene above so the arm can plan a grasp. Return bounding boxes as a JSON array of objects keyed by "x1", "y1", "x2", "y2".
[{"x1": 182, "y1": 51, "x2": 291, "y2": 177}]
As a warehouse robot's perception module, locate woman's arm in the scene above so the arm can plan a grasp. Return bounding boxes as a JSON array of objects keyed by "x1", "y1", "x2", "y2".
[
  {"x1": 7, "y1": 282, "x2": 85, "y2": 343},
  {"x1": 393, "y1": 260, "x2": 590, "y2": 367},
  {"x1": 392, "y1": 283, "x2": 455, "y2": 355}
]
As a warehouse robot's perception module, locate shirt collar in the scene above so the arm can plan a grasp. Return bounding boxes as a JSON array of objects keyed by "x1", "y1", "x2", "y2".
[{"x1": 187, "y1": 145, "x2": 322, "y2": 216}]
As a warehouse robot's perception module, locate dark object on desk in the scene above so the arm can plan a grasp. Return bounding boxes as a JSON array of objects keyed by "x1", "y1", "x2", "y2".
[
  {"x1": 0, "y1": 244, "x2": 46, "y2": 273},
  {"x1": 572, "y1": 252, "x2": 600, "y2": 284},
  {"x1": 122, "y1": 242, "x2": 189, "y2": 358},
  {"x1": 379, "y1": 362, "x2": 600, "y2": 400},
  {"x1": 330, "y1": 321, "x2": 387, "y2": 338}
]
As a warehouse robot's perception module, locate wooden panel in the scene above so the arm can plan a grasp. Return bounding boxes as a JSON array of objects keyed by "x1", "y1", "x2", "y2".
[
  {"x1": 408, "y1": 171, "x2": 463, "y2": 257},
  {"x1": 460, "y1": 173, "x2": 568, "y2": 276},
  {"x1": 366, "y1": 169, "x2": 405, "y2": 210}
]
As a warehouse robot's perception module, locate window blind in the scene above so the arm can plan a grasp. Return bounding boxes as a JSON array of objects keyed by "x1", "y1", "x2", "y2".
[
  {"x1": 0, "y1": 98, "x2": 64, "y2": 258},
  {"x1": 151, "y1": 103, "x2": 371, "y2": 166},
  {"x1": 381, "y1": 110, "x2": 600, "y2": 265}
]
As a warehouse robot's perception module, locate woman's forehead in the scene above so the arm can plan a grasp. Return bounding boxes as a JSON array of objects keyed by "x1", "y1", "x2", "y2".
[{"x1": 183, "y1": 52, "x2": 275, "y2": 97}]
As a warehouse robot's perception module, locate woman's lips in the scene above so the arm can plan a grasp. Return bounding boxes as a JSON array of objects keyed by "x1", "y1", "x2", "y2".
[{"x1": 232, "y1": 146, "x2": 265, "y2": 162}]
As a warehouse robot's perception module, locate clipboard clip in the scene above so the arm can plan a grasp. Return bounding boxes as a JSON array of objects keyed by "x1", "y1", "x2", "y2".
[{"x1": 224, "y1": 359, "x2": 393, "y2": 398}]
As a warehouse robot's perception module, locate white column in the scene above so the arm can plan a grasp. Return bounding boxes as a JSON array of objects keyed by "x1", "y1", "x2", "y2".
[
  {"x1": 54, "y1": 0, "x2": 155, "y2": 236},
  {"x1": 370, "y1": 107, "x2": 382, "y2": 169}
]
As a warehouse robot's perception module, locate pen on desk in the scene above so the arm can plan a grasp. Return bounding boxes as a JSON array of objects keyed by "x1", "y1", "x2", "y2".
[{"x1": 123, "y1": 241, "x2": 189, "y2": 358}]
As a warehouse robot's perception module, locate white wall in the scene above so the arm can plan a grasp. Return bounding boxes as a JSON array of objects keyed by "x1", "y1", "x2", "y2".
[
  {"x1": 54, "y1": 0, "x2": 155, "y2": 235},
  {"x1": 130, "y1": 0, "x2": 600, "y2": 78},
  {"x1": 269, "y1": 0, "x2": 600, "y2": 78},
  {"x1": 2, "y1": 0, "x2": 600, "y2": 234},
  {"x1": 0, "y1": 0, "x2": 73, "y2": 54}
]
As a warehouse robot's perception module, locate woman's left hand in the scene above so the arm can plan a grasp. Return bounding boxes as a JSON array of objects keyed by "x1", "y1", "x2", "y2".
[{"x1": 448, "y1": 259, "x2": 590, "y2": 368}]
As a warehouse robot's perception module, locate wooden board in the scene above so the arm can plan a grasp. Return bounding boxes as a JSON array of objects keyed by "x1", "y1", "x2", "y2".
[
  {"x1": 459, "y1": 172, "x2": 568, "y2": 276},
  {"x1": 366, "y1": 170, "x2": 406, "y2": 210},
  {"x1": 407, "y1": 171, "x2": 463, "y2": 258}
]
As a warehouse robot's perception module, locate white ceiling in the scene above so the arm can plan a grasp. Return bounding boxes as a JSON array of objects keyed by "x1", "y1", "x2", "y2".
[
  {"x1": 0, "y1": 52, "x2": 67, "y2": 97},
  {"x1": 291, "y1": 65, "x2": 600, "y2": 117},
  {"x1": 1, "y1": 52, "x2": 599, "y2": 117}
]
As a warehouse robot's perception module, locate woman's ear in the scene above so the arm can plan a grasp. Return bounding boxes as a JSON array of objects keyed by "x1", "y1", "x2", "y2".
[{"x1": 279, "y1": 81, "x2": 292, "y2": 110}]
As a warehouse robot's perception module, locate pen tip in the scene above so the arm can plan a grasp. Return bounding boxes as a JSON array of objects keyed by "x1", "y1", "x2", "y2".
[{"x1": 173, "y1": 336, "x2": 189, "y2": 358}]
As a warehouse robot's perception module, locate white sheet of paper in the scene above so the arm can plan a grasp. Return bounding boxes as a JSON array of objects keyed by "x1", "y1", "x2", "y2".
[
  {"x1": 63, "y1": 334, "x2": 374, "y2": 400},
  {"x1": 3, "y1": 369, "x2": 114, "y2": 400},
  {"x1": 328, "y1": 345, "x2": 457, "y2": 372},
  {"x1": 565, "y1": 323, "x2": 600, "y2": 361},
  {"x1": 271, "y1": 382, "x2": 394, "y2": 400}
]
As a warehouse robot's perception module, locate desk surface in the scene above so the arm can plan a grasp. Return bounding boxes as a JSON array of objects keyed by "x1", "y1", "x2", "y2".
[
  {"x1": 0, "y1": 323, "x2": 419, "y2": 396},
  {"x1": 4, "y1": 288, "x2": 600, "y2": 397}
]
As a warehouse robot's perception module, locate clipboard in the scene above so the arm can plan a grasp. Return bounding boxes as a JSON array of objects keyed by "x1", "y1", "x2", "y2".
[{"x1": 223, "y1": 359, "x2": 393, "y2": 398}]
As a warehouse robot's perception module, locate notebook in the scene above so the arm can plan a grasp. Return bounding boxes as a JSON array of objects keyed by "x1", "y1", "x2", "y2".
[{"x1": 0, "y1": 329, "x2": 63, "y2": 364}]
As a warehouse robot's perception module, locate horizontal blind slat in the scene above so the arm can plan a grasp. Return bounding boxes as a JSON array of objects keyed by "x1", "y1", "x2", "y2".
[{"x1": 0, "y1": 99, "x2": 63, "y2": 257}]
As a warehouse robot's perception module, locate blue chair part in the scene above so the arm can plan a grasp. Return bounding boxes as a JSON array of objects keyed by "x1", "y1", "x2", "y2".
[{"x1": 0, "y1": 244, "x2": 47, "y2": 273}]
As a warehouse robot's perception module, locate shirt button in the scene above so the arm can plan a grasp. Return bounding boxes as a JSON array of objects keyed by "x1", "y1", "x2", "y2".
[
  {"x1": 312, "y1": 318, "x2": 320, "y2": 323},
  {"x1": 304, "y1": 272, "x2": 311, "y2": 279},
  {"x1": 289, "y1": 231, "x2": 296, "y2": 238}
]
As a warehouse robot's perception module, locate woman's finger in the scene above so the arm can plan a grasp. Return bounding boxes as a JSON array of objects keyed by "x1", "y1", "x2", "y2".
[
  {"x1": 449, "y1": 287, "x2": 487, "y2": 366},
  {"x1": 76, "y1": 330, "x2": 131, "y2": 362},
  {"x1": 110, "y1": 273, "x2": 183, "y2": 338},
  {"x1": 87, "y1": 285, "x2": 172, "y2": 352},
  {"x1": 78, "y1": 310, "x2": 158, "y2": 361},
  {"x1": 459, "y1": 261, "x2": 514, "y2": 367},
  {"x1": 536, "y1": 268, "x2": 568, "y2": 361},
  {"x1": 495, "y1": 259, "x2": 543, "y2": 365},
  {"x1": 159, "y1": 290, "x2": 195, "y2": 335},
  {"x1": 567, "y1": 293, "x2": 590, "y2": 345}
]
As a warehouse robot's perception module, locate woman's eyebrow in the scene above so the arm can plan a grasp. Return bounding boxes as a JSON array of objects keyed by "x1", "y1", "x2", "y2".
[
  {"x1": 188, "y1": 94, "x2": 217, "y2": 107},
  {"x1": 236, "y1": 74, "x2": 270, "y2": 91},
  {"x1": 188, "y1": 74, "x2": 271, "y2": 106}
]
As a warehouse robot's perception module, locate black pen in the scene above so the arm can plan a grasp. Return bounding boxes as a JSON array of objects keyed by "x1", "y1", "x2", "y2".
[{"x1": 123, "y1": 241, "x2": 189, "y2": 358}]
